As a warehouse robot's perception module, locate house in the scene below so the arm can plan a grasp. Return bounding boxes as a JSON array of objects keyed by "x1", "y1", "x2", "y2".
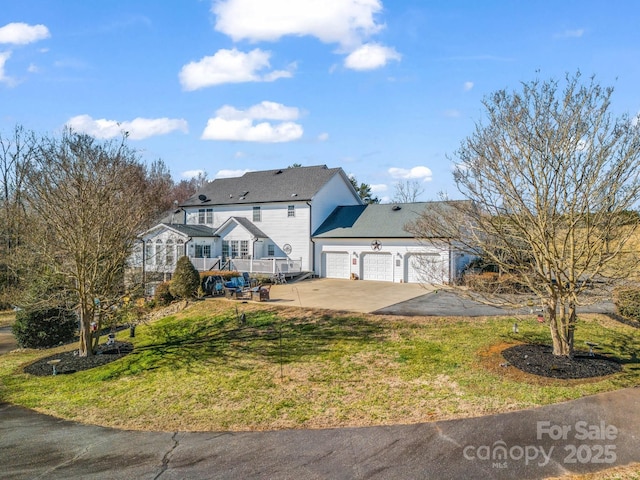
[
  {"x1": 313, "y1": 202, "x2": 471, "y2": 284},
  {"x1": 133, "y1": 165, "x2": 362, "y2": 284},
  {"x1": 131, "y1": 165, "x2": 467, "y2": 288}
]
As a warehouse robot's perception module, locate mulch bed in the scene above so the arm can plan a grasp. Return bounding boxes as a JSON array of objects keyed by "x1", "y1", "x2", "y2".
[
  {"x1": 502, "y1": 344, "x2": 622, "y2": 379},
  {"x1": 24, "y1": 341, "x2": 133, "y2": 377}
]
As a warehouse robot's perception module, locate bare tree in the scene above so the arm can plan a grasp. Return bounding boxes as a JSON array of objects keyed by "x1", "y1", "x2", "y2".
[
  {"x1": 24, "y1": 130, "x2": 158, "y2": 356},
  {"x1": 0, "y1": 125, "x2": 36, "y2": 304},
  {"x1": 393, "y1": 180, "x2": 425, "y2": 203},
  {"x1": 407, "y1": 72, "x2": 640, "y2": 357}
]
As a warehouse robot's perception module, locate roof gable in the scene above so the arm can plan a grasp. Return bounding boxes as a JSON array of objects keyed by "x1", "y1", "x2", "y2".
[
  {"x1": 214, "y1": 217, "x2": 268, "y2": 238},
  {"x1": 181, "y1": 165, "x2": 355, "y2": 207}
]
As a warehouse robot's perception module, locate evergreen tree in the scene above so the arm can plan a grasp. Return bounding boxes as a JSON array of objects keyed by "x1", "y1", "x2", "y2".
[{"x1": 170, "y1": 256, "x2": 200, "y2": 301}]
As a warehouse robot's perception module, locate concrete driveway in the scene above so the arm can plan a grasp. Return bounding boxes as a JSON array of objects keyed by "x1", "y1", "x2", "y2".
[
  {"x1": 268, "y1": 278, "x2": 431, "y2": 313},
  {"x1": 268, "y1": 279, "x2": 615, "y2": 317}
]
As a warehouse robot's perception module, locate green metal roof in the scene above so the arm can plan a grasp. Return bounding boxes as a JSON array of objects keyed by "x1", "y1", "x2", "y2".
[{"x1": 313, "y1": 202, "x2": 459, "y2": 238}]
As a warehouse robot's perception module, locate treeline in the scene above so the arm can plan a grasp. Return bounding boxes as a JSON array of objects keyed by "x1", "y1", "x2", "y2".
[{"x1": 0, "y1": 125, "x2": 202, "y2": 355}]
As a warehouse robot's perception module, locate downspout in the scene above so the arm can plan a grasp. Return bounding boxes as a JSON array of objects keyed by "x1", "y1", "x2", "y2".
[
  {"x1": 185, "y1": 237, "x2": 192, "y2": 262},
  {"x1": 307, "y1": 201, "x2": 315, "y2": 275}
]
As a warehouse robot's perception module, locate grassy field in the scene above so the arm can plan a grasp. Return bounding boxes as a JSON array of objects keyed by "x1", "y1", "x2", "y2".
[{"x1": 1, "y1": 299, "x2": 638, "y2": 433}]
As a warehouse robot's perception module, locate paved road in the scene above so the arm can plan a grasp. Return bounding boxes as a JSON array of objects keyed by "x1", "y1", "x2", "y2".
[
  {"x1": 1, "y1": 388, "x2": 639, "y2": 479},
  {"x1": 0, "y1": 325, "x2": 17, "y2": 355}
]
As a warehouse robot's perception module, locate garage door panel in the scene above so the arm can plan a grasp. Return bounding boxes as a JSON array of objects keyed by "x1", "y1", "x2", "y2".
[
  {"x1": 324, "y1": 252, "x2": 349, "y2": 279},
  {"x1": 362, "y1": 253, "x2": 392, "y2": 282},
  {"x1": 407, "y1": 253, "x2": 447, "y2": 284}
]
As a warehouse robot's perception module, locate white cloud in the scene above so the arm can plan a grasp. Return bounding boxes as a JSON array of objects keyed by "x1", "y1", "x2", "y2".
[
  {"x1": 444, "y1": 109, "x2": 461, "y2": 118},
  {"x1": 344, "y1": 43, "x2": 401, "y2": 70},
  {"x1": 202, "y1": 118, "x2": 302, "y2": 143},
  {"x1": 181, "y1": 169, "x2": 206, "y2": 179},
  {"x1": 216, "y1": 101, "x2": 300, "y2": 121},
  {"x1": 27, "y1": 63, "x2": 39, "y2": 73},
  {"x1": 215, "y1": 168, "x2": 253, "y2": 178},
  {"x1": 66, "y1": 114, "x2": 188, "y2": 140},
  {"x1": 0, "y1": 51, "x2": 15, "y2": 86},
  {"x1": 213, "y1": 0, "x2": 384, "y2": 49},
  {"x1": 0, "y1": 22, "x2": 50, "y2": 45},
  {"x1": 318, "y1": 132, "x2": 329, "y2": 141},
  {"x1": 201, "y1": 101, "x2": 303, "y2": 143},
  {"x1": 370, "y1": 183, "x2": 388, "y2": 193},
  {"x1": 179, "y1": 48, "x2": 293, "y2": 90},
  {"x1": 388, "y1": 166, "x2": 433, "y2": 182},
  {"x1": 463, "y1": 81, "x2": 474, "y2": 91}
]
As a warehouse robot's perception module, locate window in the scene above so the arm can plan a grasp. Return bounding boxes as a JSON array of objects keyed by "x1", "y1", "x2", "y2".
[
  {"x1": 155, "y1": 239, "x2": 163, "y2": 264},
  {"x1": 253, "y1": 206, "x2": 261, "y2": 222},
  {"x1": 222, "y1": 240, "x2": 229, "y2": 259},
  {"x1": 267, "y1": 244, "x2": 275, "y2": 256},
  {"x1": 198, "y1": 208, "x2": 213, "y2": 225},
  {"x1": 166, "y1": 239, "x2": 174, "y2": 265},
  {"x1": 176, "y1": 239, "x2": 185, "y2": 258},
  {"x1": 198, "y1": 208, "x2": 213, "y2": 224},
  {"x1": 195, "y1": 244, "x2": 211, "y2": 258},
  {"x1": 240, "y1": 240, "x2": 249, "y2": 258},
  {"x1": 288, "y1": 205, "x2": 295, "y2": 217},
  {"x1": 145, "y1": 241, "x2": 153, "y2": 265},
  {"x1": 230, "y1": 240, "x2": 239, "y2": 258}
]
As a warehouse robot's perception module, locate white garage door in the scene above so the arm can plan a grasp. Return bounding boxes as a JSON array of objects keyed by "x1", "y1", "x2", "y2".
[
  {"x1": 324, "y1": 252, "x2": 350, "y2": 279},
  {"x1": 406, "y1": 253, "x2": 448, "y2": 284},
  {"x1": 362, "y1": 253, "x2": 392, "y2": 281}
]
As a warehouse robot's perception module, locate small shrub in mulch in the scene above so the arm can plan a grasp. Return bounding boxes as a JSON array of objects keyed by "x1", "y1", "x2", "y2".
[
  {"x1": 502, "y1": 344, "x2": 622, "y2": 379},
  {"x1": 24, "y1": 341, "x2": 133, "y2": 377}
]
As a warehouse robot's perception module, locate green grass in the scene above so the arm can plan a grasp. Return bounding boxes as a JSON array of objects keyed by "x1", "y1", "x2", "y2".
[{"x1": 1, "y1": 299, "x2": 639, "y2": 431}]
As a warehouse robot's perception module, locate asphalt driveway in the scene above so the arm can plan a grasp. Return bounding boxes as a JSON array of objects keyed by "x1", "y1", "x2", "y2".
[{"x1": 2, "y1": 387, "x2": 639, "y2": 479}]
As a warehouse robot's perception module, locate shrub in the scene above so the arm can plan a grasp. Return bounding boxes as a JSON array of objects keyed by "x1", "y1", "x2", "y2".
[
  {"x1": 12, "y1": 307, "x2": 77, "y2": 349},
  {"x1": 613, "y1": 286, "x2": 640, "y2": 320},
  {"x1": 170, "y1": 256, "x2": 201, "y2": 300},
  {"x1": 154, "y1": 282, "x2": 174, "y2": 306}
]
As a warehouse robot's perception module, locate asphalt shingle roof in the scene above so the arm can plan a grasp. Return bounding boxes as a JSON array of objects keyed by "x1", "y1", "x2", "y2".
[
  {"x1": 161, "y1": 223, "x2": 217, "y2": 237},
  {"x1": 313, "y1": 202, "x2": 461, "y2": 238},
  {"x1": 181, "y1": 165, "x2": 350, "y2": 207}
]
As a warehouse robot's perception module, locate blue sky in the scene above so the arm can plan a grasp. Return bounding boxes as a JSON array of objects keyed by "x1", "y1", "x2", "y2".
[{"x1": 2, "y1": 0, "x2": 640, "y2": 201}]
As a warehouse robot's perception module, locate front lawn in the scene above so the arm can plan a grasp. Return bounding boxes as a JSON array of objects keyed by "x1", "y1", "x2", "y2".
[{"x1": 0, "y1": 299, "x2": 638, "y2": 431}]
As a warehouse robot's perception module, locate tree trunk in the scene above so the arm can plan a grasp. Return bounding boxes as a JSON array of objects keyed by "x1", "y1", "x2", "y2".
[
  {"x1": 548, "y1": 300, "x2": 574, "y2": 357},
  {"x1": 77, "y1": 303, "x2": 95, "y2": 357}
]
